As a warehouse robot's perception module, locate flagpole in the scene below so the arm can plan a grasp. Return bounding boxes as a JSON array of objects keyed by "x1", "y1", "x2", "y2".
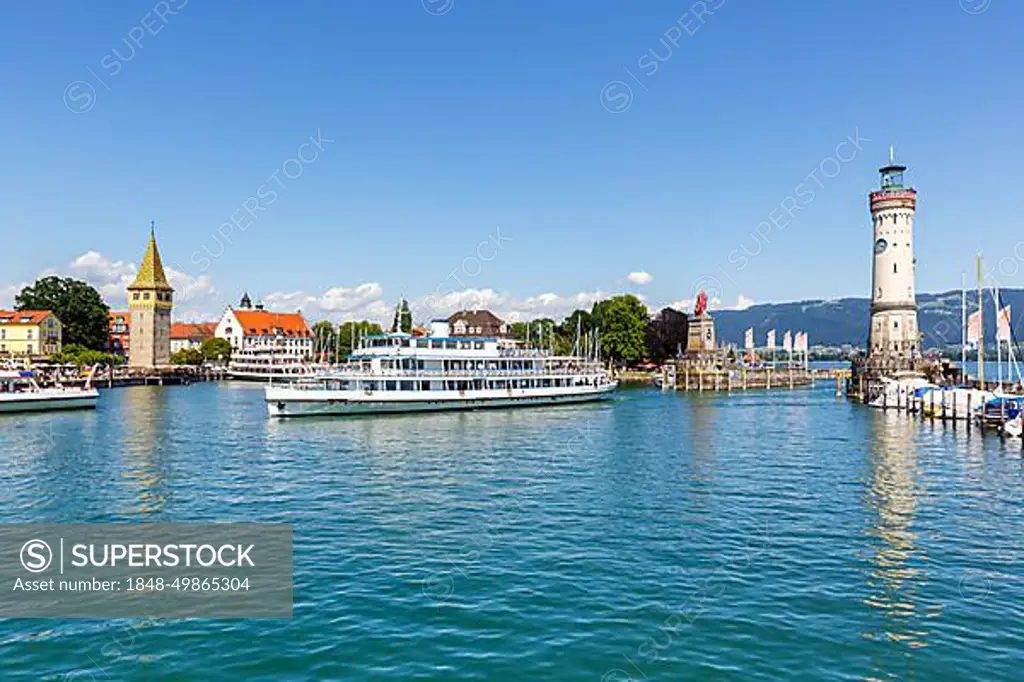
[
  {"x1": 977, "y1": 252, "x2": 985, "y2": 388},
  {"x1": 995, "y1": 284, "x2": 1002, "y2": 389},
  {"x1": 961, "y1": 271, "x2": 967, "y2": 385}
]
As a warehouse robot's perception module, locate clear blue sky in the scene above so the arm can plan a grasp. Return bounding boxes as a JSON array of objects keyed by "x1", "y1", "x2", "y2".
[{"x1": 1, "y1": 0, "x2": 1021, "y2": 321}]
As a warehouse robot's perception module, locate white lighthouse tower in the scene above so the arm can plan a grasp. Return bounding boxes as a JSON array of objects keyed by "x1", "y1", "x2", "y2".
[{"x1": 867, "y1": 148, "x2": 921, "y2": 369}]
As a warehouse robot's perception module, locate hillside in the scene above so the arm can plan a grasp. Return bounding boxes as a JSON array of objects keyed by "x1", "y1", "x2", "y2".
[{"x1": 707, "y1": 289, "x2": 1024, "y2": 349}]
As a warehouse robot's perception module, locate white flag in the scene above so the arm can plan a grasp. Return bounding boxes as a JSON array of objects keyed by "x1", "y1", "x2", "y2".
[
  {"x1": 997, "y1": 305, "x2": 1011, "y2": 341},
  {"x1": 966, "y1": 310, "x2": 982, "y2": 344},
  {"x1": 744, "y1": 328, "x2": 754, "y2": 350},
  {"x1": 783, "y1": 331, "x2": 792, "y2": 352},
  {"x1": 767, "y1": 329, "x2": 776, "y2": 350}
]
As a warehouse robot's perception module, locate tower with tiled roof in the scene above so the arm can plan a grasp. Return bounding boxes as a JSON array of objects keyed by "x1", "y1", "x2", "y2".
[{"x1": 127, "y1": 222, "x2": 174, "y2": 367}]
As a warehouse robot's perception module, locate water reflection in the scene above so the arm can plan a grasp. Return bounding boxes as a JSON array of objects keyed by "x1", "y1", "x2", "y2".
[
  {"x1": 117, "y1": 387, "x2": 170, "y2": 516},
  {"x1": 863, "y1": 411, "x2": 932, "y2": 660}
]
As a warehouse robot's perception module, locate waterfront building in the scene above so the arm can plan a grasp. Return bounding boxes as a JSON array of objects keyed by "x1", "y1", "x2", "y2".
[
  {"x1": 170, "y1": 322, "x2": 217, "y2": 353},
  {"x1": 108, "y1": 311, "x2": 131, "y2": 356},
  {"x1": 867, "y1": 150, "x2": 921, "y2": 370},
  {"x1": 0, "y1": 310, "x2": 62, "y2": 358},
  {"x1": 447, "y1": 310, "x2": 510, "y2": 337},
  {"x1": 215, "y1": 293, "x2": 312, "y2": 355},
  {"x1": 127, "y1": 225, "x2": 174, "y2": 368}
]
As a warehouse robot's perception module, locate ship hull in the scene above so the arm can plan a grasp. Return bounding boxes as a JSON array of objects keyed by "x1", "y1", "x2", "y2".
[
  {"x1": 0, "y1": 391, "x2": 99, "y2": 414},
  {"x1": 266, "y1": 384, "x2": 616, "y2": 417}
]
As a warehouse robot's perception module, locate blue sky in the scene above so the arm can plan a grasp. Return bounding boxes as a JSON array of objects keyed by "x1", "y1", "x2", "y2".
[{"x1": 1, "y1": 0, "x2": 1020, "y2": 322}]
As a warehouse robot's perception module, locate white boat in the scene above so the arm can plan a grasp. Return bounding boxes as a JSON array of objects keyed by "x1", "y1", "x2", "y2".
[
  {"x1": 227, "y1": 347, "x2": 325, "y2": 382},
  {"x1": 265, "y1": 333, "x2": 617, "y2": 418},
  {"x1": 868, "y1": 374, "x2": 933, "y2": 409},
  {"x1": 918, "y1": 386, "x2": 994, "y2": 420},
  {"x1": 0, "y1": 368, "x2": 99, "y2": 414}
]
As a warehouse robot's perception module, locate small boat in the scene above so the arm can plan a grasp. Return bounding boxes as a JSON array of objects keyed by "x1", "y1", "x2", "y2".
[
  {"x1": 979, "y1": 394, "x2": 1024, "y2": 428},
  {"x1": 0, "y1": 367, "x2": 100, "y2": 414},
  {"x1": 868, "y1": 375, "x2": 933, "y2": 409},
  {"x1": 919, "y1": 386, "x2": 993, "y2": 420}
]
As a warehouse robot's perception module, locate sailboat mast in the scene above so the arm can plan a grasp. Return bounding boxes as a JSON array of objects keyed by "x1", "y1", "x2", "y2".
[
  {"x1": 977, "y1": 252, "x2": 985, "y2": 387},
  {"x1": 995, "y1": 284, "x2": 1003, "y2": 388},
  {"x1": 961, "y1": 271, "x2": 967, "y2": 385}
]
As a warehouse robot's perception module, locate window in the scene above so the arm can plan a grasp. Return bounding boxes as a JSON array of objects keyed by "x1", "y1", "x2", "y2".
[
  {"x1": 143, "y1": 292, "x2": 151, "y2": 300},
  {"x1": 474, "y1": 341, "x2": 484, "y2": 350},
  {"x1": 417, "y1": 339, "x2": 428, "y2": 348},
  {"x1": 893, "y1": 263, "x2": 897, "y2": 274}
]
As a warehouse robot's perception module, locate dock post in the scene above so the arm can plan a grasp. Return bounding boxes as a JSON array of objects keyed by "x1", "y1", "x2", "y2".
[
  {"x1": 942, "y1": 390, "x2": 947, "y2": 422},
  {"x1": 967, "y1": 394, "x2": 972, "y2": 432},
  {"x1": 929, "y1": 390, "x2": 934, "y2": 421},
  {"x1": 684, "y1": 368, "x2": 689, "y2": 391},
  {"x1": 698, "y1": 371, "x2": 703, "y2": 392},
  {"x1": 742, "y1": 367, "x2": 747, "y2": 390},
  {"x1": 767, "y1": 369, "x2": 772, "y2": 390},
  {"x1": 953, "y1": 391, "x2": 957, "y2": 425},
  {"x1": 789, "y1": 368, "x2": 793, "y2": 389},
  {"x1": 727, "y1": 371, "x2": 732, "y2": 392}
]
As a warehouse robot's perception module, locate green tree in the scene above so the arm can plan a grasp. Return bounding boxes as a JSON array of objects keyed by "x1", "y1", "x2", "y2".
[
  {"x1": 391, "y1": 300, "x2": 412, "y2": 334},
  {"x1": 337, "y1": 320, "x2": 384, "y2": 359},
  {"x1": 200, "y1": 337, "x2": 232, "y2": 363},
  {"x1": 311, "y1": 320, "x2": 337, "y2": 360},
  {"x1": 15, "y1": 277, "x2": 110, "y2": 350},
  {"x1": 170, "y1": 348, "x2": 204, "y2": 365},
  {"x1": 591, "y1": 295, "x2": 649, "y2": 365},
  {"x1": 52, "y1": 343, "x2": 125, "y2": 368}
]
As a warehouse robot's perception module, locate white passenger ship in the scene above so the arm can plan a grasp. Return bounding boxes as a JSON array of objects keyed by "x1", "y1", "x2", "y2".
[
  {"x1": 227, "y1": 348, "x2": 323, "y2": 382},
  {"x1": 265, "y1": 332, "x2": 616, "y2": 417}
]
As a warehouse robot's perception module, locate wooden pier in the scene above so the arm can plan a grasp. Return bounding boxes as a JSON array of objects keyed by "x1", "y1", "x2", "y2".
[{"x1": 661, "y1": 361, "x2": 850, "y2": 393}]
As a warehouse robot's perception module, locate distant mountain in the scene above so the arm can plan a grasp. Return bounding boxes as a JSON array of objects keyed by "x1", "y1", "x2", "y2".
[{"x1": 704, "y1": 289, "x2": 1024, "y2": 349}]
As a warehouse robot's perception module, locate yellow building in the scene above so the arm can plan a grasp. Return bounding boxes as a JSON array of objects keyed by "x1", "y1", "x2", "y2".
[
  {"x1": 128, "y1": 224, "x2": 174, "y2": 368},
  {"x1": 0, "y1": 310, "x2": 63, "y2": 357}
]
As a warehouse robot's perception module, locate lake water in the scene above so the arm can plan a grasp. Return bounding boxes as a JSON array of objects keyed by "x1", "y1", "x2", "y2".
[{"x1": 1, "y1": 382, "x2": 1021, "y2": 680}]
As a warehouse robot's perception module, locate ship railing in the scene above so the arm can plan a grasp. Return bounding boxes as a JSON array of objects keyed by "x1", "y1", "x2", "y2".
[{"x1": 307, "y1": 367, "x2": 609, "y2": 380}]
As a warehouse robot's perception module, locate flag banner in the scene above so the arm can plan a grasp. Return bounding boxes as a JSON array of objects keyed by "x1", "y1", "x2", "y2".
[
  {"x1": 997, "y1": 305, "x2": 1012, "y2": 341},
  {"x1": 966, "y1": 310, "x2": 982, "y2": 344},
  {"x1": 795, "y1": 332, "x2": 807, "y2": 352},
  {"x1": 744, "y1": 328, "x2": 754, "y2": 350},
  {"x1": 767, "y1": 330, "x2": 776, "y2": 350},
  {"x1": 783, "y1": 331, "x2": 792, "y2": 352}
]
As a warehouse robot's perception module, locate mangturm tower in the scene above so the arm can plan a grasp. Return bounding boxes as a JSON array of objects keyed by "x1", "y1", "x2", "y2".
[
  {"x1": 127, "y1": 223, "x2": 174, "y2": 368},
  {"x1": 867, "y1": 149, "x2": 921, "y2": 370}
]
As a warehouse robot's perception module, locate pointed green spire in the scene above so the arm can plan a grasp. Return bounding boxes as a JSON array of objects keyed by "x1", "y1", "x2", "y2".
[{"x1": 128, "y1": 221, "x2": 174, "y2": 291}]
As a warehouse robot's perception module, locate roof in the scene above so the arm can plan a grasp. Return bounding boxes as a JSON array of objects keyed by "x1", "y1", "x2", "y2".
[
  {"x1": 232, "y1": 310, "x2": 311, "y2": 337},
  {"x1": 128, "y1": 227, "x2": 174, "y2": 291},
  {"x1": 171, "y1": 322, "x2": 218, "y2": 340},
  {"x1": 447, "y1": 309, "x2": 504, "y2": 327},
  {"x1": 0, "y1": 310, "x2": 57, "y2": 326}
]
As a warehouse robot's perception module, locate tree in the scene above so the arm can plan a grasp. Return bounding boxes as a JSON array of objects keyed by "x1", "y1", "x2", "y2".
[
  {"x1": 337, "y1": 320, "x2": 384, "y2": 359},
  {"x1": 200, "y1": 337, "x2": 232, "y2": 363},
  {"x1": 391, "y1": 300, "x2": 412, "y2": 334},
  {"x1": 591, "y1": 295, "x2": 649, "y2": 365},
  {"x1": 52, "y1": 344, "x2": 125, "y2": 368},
  {"x1": 311, "y1": 320, "x2": 337, "y2": 360},
  {"x1": 170, "y1": 348, "x2": 204, "y2": 365},
  {"x1": 15, "y1": 277, "x2": 110, "y2": 350},
  {"x1": 645, "y1": 307, "x2": 688, "y2": 363}
]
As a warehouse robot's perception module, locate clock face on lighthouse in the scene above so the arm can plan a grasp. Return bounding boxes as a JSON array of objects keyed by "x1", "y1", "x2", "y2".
[{"x1": 874, "y1": 238, "x2": 888, "y2": 254}]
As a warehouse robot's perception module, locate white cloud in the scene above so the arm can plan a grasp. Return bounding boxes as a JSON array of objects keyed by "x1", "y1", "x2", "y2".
[
  {"x1": 263, "y1": 283, "x2": 388, "y2": 322},
  {"x1": 626, "y1": 271, "x2": 653, "y2": 286}
]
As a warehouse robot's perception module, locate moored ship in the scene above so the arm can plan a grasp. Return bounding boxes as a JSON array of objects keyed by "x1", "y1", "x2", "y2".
[
  {"x1": 265, "y1": 330, "x2": 616, "y2": 418},
  {"x1": 0, "y1": 368, "x2": 100, "y2": 413}
]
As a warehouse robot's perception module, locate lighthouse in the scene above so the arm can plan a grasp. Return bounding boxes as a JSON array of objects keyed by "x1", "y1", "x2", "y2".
[{"x1": 867, "y1": 148, "x2": 920, "y2": 368}]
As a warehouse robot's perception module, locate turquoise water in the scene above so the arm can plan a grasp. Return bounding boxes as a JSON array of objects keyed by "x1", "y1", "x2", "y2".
[{"x1": 1, "y1": 383, "x2": 1021, "y2": 680}]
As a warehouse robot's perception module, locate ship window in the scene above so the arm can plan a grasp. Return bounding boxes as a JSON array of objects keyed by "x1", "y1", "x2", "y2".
[
  {"x1": 385, "y1": 381, "x2": 396, "y2": 391},
  {"x1": 417, "y1": 340, "x2": 428, "y2": 348},
  {"x1": 893, "y1": 263, "x2": 897, "y2": 274},
  {"x1": 400, "y1": 339, "x2": 410, "y2": 347},
  {"x1": 474, "y1": 342, "x2": 484, "y2": 350},
  {"x1": 400, "y1": 381, "x2": 414, "y2": 391},
  {"x1": 445, "y1": 341, "x2": 457, "y2": 350},
  {"x1": 421, "y1": 381, "x2": 431, "y2": 391}
]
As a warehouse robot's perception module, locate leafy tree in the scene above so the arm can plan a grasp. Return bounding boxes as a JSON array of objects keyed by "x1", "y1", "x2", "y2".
[
  {"x1": 200, "y1": 337, "x2": 232, "y2": 363},
  {"x1": 645, "y1": 307, "x2": 688, "y2": 362},
  {"x1": 391, "y1": 300, "x2": 412, "y2": 333},
  {"x1": 591, "y1": 295, "x2": 649, "y2": 365},
  {"x1": 52, "y1": 343, "x2": 125, "y2": 368},
  {"x1": 170, "y1": 348, "x2": 204, "y2": 366},
  {"x1": 312, "y1": 320, "x2": 337, "y2": 360},
  {"x1": 15, "y1": 277, "x2": 110, "y2": 350},
  {"x1": 337, "y1": 320, "x2": 384, "y2": 359}
]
